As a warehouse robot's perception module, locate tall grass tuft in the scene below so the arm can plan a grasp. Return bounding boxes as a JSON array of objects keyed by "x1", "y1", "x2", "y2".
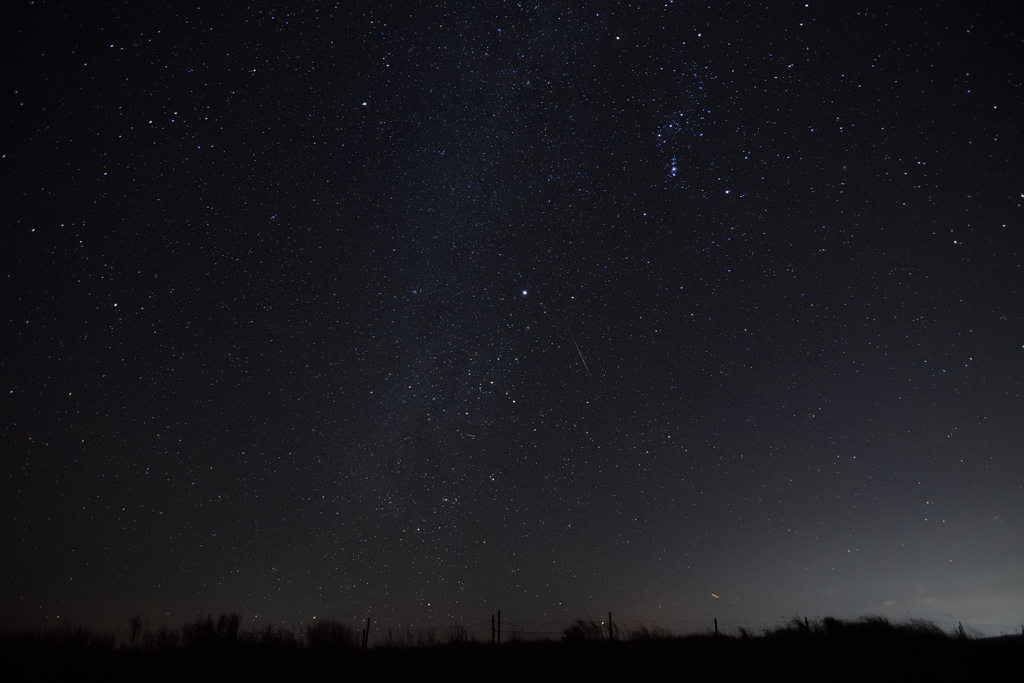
[
  {"x1": 628, "y1": 624, "x2": 672, "y2": 641},
  {"x1": 561, "y1": 618, "x2": 606, "y2": 642},
  {"x1": 446, "y1": 623, "x2": 471, "y2": 645}
]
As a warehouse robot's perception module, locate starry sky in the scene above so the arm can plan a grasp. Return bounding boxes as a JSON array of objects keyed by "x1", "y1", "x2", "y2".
[{"x1": 2, "y1": 1, "x2": 1022, "y2": 635}]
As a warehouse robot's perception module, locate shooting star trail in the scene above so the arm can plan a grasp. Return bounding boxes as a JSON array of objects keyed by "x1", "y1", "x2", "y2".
[{"x1": 569, "y1": 330, "x2": 592, "y2": 376}]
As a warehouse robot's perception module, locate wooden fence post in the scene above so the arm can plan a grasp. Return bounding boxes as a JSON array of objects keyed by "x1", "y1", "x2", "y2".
[
  {"x1": 497, "y1": 611, "x2": 501, "y2": 644},
  {"x1": 608, "y1": 612, "x2": 613, "y2": 640},
  {"x1": 714, "y1": 618, "x2": 718, "y2": 636},
  {"x1": 492, "y1": 614, "x2": 495, "y2": 644},
  {"x1": 362, "y1": 617, "x2": 371, "y2": 651}
]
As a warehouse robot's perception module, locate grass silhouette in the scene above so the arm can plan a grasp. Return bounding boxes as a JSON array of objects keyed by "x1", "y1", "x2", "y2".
[{"x1": 1, "y1": 614, "x2": 1019, "y2": 680}]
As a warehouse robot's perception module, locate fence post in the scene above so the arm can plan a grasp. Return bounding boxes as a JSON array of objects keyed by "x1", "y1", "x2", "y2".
[
  {"x1": 714, "y1": 618, "x2": 718, "y2": 636},
  {"x1": 362, "y1": 617, "x2": 371, "y2": 651},
  {"x1": 608, "y1": 612, "x2": 613, "y2": 640},
  {"x1": 497, "y1": 611, "x2": 501, "y2": 644},
  {"x1": 492, "y1": 614, "x2": 495, "y2": 644}
]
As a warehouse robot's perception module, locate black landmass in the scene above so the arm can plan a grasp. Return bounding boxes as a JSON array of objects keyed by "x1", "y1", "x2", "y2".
[{"x1": 2, "y1": 615, "x2": 1020, "y2": 681}]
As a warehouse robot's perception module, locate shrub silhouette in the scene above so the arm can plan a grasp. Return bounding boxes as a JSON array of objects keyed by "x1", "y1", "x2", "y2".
[
  {"x1": 762, "y1": 615, "x2": 956, "y2": 643},
  {"x1": 306, "y1": 620, "x2": 356, "y2": 651},
  {"x1": 178, "y1": 613, "x2": 241, "y2": 652}
]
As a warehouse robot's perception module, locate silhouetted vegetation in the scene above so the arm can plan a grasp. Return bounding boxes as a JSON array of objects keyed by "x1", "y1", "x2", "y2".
[
  {"x1": 1, "y1": 614, "x2": 1019, "y2": 680},
  {"x1": 561, "y1": 618, "x2": 608, "y2": 642}
]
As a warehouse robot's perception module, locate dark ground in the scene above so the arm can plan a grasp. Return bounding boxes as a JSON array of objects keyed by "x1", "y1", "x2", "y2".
[{"x1": 3, "y1": 617, "x2": 1020, "y2": 681}]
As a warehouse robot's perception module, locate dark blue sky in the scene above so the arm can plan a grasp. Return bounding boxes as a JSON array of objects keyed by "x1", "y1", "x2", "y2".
[{"x1": 2, "y1": 1, "x2": 1021, "y2": 636}]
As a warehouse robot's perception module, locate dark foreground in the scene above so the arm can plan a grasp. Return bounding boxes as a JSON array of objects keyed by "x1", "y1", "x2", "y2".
[{"x1": 2, "y1": 617, "x2": 1020, "y2": 681}]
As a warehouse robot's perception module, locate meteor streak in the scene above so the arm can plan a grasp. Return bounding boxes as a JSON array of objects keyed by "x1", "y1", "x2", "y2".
[{"x1": 569, "y1": 330, "x2": 591, "y2": 376}]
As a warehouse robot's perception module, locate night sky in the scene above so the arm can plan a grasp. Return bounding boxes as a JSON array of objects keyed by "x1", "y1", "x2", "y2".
[{"x1": 3, "y1": 1, "x2": 1022, "y2": 636}]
